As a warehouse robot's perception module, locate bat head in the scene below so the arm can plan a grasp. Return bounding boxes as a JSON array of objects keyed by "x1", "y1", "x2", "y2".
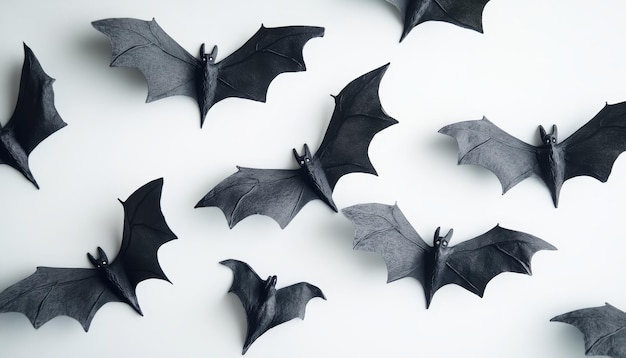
[
  {"x1": 433, "y1": 227, "x2": 454, "y2": 248},
  {"x1": 200, "y1": 43, "x2": 218, "y2": 64},
  {"x1": 87, "y1": 247, "x2": 110, "y2": 268},
  {"x1": 539, "y1": 125, "x2": 558, "y2": 145},
  {"x1": 293, "y1": 143, "x2": 313, "y2": 168}
]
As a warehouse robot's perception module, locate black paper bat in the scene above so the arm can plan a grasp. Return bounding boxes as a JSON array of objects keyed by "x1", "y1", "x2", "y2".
[
  {"x1": 221, "y1": 259, "x2": 325, "y2": 355},
  {"x1": 1, "y1": 43, "x2": 67, "y2": 188},
  {"x1": 551, "y1": 303, "x2": 626, "y2": 358},
  {"x1": 386, "y1": 0, "x2": 491, "y2": 41},
  {"x1": 342, "y1": 202, "x2": 555, "y2": 308},
  {"x1": 92, "y1": 17, "x2": 324, "y2": 127},
  {"x1": 439, "y1": 103, "x2": 626, "y2": 207},
  {"x1": 196, "y1": 64, "x2": 398, "y2": 228},
  {"x1": 0, "y1": 178, "x2": 177, "y2": 331}
]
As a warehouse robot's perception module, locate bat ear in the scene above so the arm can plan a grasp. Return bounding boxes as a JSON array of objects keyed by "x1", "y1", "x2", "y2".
[
  {"x1": 551, "y1": 124, "x2": 558, "y2": 140},
  {"x1": 539, "y1": 125, "x2": 547, "y2": 139}
]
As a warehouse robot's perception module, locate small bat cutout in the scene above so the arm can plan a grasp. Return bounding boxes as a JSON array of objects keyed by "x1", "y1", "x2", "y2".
[
  {"x1": 92, "y1": 18, "x2": 324, "y2": 126},
  {"x1": 0, "y1": 178, "x2": 177, "y2": 331},
  {"x1": 1, "y1": 43, "x2": 67, "y2": 188},
  {"x1": 196, "y1": 64, "x2": 398, "y2": 228},
  {"x1": 386, "y1": 0, "x2": 491, "y2": 41},
  {"x1": 342, "y1": 203, "x2": 555, "y2": 308},
  {"x1": 221, "y1": 259, "x2": 325, "y2": 355},
  {"x1": 551, "y1": 303, "x2": 626, "y2": 358},
  {"x1": 439, "y1": 103, "x2": 626, "y2": 207}
]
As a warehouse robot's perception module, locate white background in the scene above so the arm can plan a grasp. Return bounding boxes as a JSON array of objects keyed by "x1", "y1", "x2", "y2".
[{"x1": 1, "y1": 0, "x2": 625, "y2": 357}]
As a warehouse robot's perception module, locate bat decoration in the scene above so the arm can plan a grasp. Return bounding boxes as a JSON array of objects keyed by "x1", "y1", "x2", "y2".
[
  {"x1": 92, "y1": 17, "x2": 324, "y2": 127},
  {"x1": 221, "y1": 259, "x2": 325, "y2": 355},
  {"x1": 342, "y1": 202, "x2": 555, "y2": 308},
  {"x1": 1, "y1": 43, "x2": 67, "y2": 188},
  {"x1": 439, "y1": 103, "x2": 626, "y2": 207},
  {"x1": 386, "y1": 0, "x2": 491, "y2": 41},
  {"x1": 551, "y1": 303, "x2": 626, "y2": 358},
  {"x1": 0, "y1": 178, "x2": 177, "y2": 331},
  {"x1": 196, "y1": 64, "x2": 398, "y2": 228}
]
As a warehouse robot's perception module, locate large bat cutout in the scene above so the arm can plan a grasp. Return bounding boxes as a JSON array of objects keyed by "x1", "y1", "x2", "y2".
[
  {"x1": 92, "y1": 17, "x2": 324, "y2": 127},
  {"x1": 196, "y1": 64, "x2": 398, "y2": 228},
  {"x1": 0, "y1": 178, "x2": 177, "y2": 331},
  {"x1": 386, "y1": 0, "x2": 491, "y2": 41},
  {"x1": 551, "y1": 303, "x2": 626, "y2": 358},
  {"x1": 342, "y1": 202, "x2": 555, "y2": 308},
  {"x1": 221, "y1": 259, "x2": 325, "y2": 355},
  {"x1": 1, "y1": 43, "x2": 67, "y2": 188},
  {"x1": 439, "y1": 103, "x2": 626, "y2": 207}
]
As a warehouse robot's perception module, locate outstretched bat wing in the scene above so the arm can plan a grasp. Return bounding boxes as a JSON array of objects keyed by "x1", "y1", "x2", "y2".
[
  {"x1": 215, "y1": 25, "x2": 324, "y2": 104},
  {"x1": 92, "y1": 18, "x2": 200, "y2": 102},
  {"x1": 220, "y1": 259, "x2": 265, "y2": 317},
  {"x1": 196, "y1": 167, "x2": 318, "y2": 229},
  {"x1": 387, "y1": 0, "x2": 491, "y2": 41},
  {"x1": 441, "y1": 225, "x2": 556, "y2": 297},
  {"x1": 270, "y1": 282, "x2": 325, "y2": 329},
  {"x1": 1, "y1": 43, "x2": 67, "y2": 188},
  {"x1": 314, "y1": 63, "x2": 398, "y2": 190},
  {"x1": 551, "y1": 303, "x2": 626, "y2": 357},
  {"x1": 111, "y1": 177, "x2": 177, "y2": 286},
  {"x1": 342, "y1": 203, "x2": 431, "y2": 285},
  {"x1": 561, "y1": 102, "x2": 626, "y2": 182},
  {"x1": 439, "y1": 117, "x2": 542, "y2": 194},
  {"x1": 0, "y1": 267, "x2": 120, "y2": 331}
]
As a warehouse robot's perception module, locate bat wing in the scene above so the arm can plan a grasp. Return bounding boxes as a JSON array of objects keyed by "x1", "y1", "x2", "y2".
[
  {"x1": 269, "y1": 282, "x2": 325, "y2": 329},
  {"x1": 551, "y1": 303, "x2": 626, "y2": 357},
  {"x1": 440, "y1": 225, "x2": 556, "y2": 297},
  {"x1": 220, "y1": 260, "x2": 266, "y2": 318},
  {"x1": 342, "y1": 203, "x2": 431, "y2": 285},
  {"x1": 196, "y1": 167, "x2": 319, "y2": 229},
  {"x1": 561, "y1": 102, "x2": 626, "y2": 182},
  {"x1": 314, "y1": 64, "x2": 398, "y2": 191},
  {"x1": 387, "y1": 0, "x2": 491, "y2": 41},
  {"x1": 214, "y1": 25, "x2": 324, "y2": 104},
  {"x1": 439, "y1": 117, "x2": 543, "y2": 194},
  {"x1": 111, "y1": 177, "x2": 177, "y2": 288},
  {"x1": 92, "y1": 18, "x2": 200, "y2": 102},
  {"x1": 1, "y1": 43, "x2": 67, "y2": 188},
  {"x1": 0, "y1": 267, "x2": 121, "y2": 331}
]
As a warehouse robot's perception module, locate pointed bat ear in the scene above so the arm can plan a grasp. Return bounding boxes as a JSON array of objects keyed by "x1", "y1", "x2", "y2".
[
  {"x1": 303, "y1": 143, "x2": 312, "y2": 157},
  {"x1": 444, "y1": 228, "x2": 454, "y2": 241},
  {"x1": 433, "y1": 227, "x2": 442, "y2": 243},
  {"x1": 539, "y1": 125, "x2": 547, "y2": 139},
  {"x1": 551, "y1": 124, "x2": 558, "y2": 140}
]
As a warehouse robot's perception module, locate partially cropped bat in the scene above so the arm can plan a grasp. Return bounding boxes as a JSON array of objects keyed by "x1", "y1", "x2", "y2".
[
  {"x1": 551, "y1": 303, "x2": 626, "y2": 358},
  {"x1": 92, "y1": 18, "x2": 324, "y2": 127},
  {"x1": 196, "y1": 64, "x2": 398, "y2": 228},
  {"x1": 1, "y1": 43, "x2": 66, "y2": 188},
  {"x1": 342, "y1": 203, "x2": 555, "y2": 308},
  {"x1": 386, "y1": 0, "x2": 491, "y2": 41},
  {"x1": 0, "y1": 178, "x2": 177, "y2": 331},
  {"x1": 221, "y1": 259, "x2": 325, "y2": 355},
  {"x1": 439, "y1": 103, "x2": 626, "y2": 207}
]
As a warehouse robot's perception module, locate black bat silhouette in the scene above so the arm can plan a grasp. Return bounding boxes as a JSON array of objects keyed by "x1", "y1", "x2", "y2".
[
  {"x1": 92, "y1": 17, "x2": 324, "y2": 127},
  {"x1": 196, "y1": 64, "x2": 398, "y2": 228},
  {"x1": 221, "y1": 259, "x2": 325, "y2": 355},
  {"x1": 386, "y1": 0, "x2": 491, "y2": 41},
  {"x1": 551, "y1": 303, "x2": 626, "y2": 358},
  {"x1": 1, "y1": 43, "x2": 66, "y2": 188},
  {"x1": 439, "y1": 102, "x2": 626, "y2": 207},
  {"x1": 342, "y1": 202, "x2": 555, "y2": 308},
  {"x1": 0, "y1": 178, "x2": 177, "y2": 331}
]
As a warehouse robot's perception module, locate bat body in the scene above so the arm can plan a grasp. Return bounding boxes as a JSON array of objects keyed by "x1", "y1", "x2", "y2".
[
  {"x1": 196, "y1": 64, "x2": 398, "y2": 228},
  {"x1": 386, "y1": 0, "x2": 491, "y2": 41},
  {"x1": 439, "y1": 102, "x2": 626, "y2": 207},
  {"x1": 92, "y1": 18, "x2": 324, "y2": 126},
  {"x1": 0, "y1": 178, "x2": 177, "y2": 331},
  {"x1": 1, "y1": 43, "x2": 66, "y2": 188},
  {"x1": 221, "y1": 259, "x2": 325, "y2": 354},
  {"x1": 342, "y1": 203, "x2": 555, "y2": 308},
  {"x1": 551, "y1": 303, "x2": 626, "y2": 357}
]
